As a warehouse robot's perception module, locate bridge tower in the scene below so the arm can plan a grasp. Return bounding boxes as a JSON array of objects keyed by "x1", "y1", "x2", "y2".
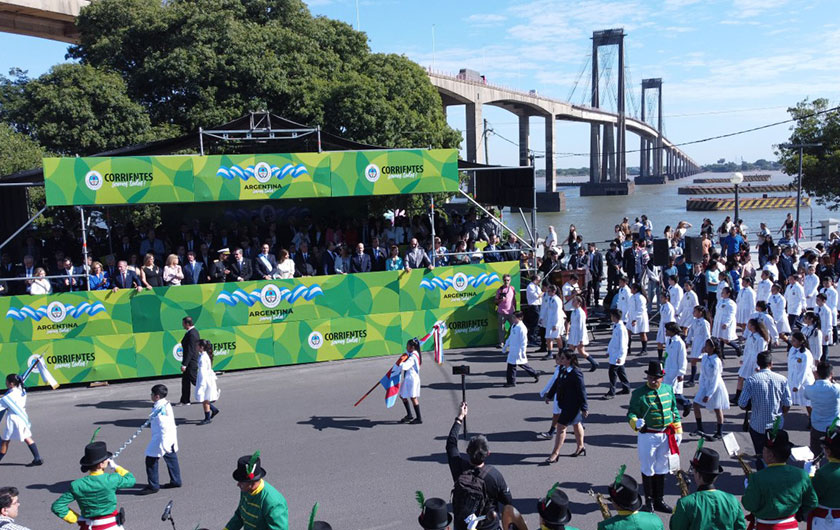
[
  {"x1": 580, "y1": 28, "x2": 634, "y2": 196},
  {"x1": 636, "y1": 78, "x2": 665, "y2": 184}
]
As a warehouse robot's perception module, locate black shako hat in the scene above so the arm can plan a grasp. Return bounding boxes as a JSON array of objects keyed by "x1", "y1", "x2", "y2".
[
  {"x1": 765, "y1": 427, "x2": 794, "y2": 449},
  {"x1": 232, "y1": 451, "x2": 267, "y2": 482},
  {"x1": 537, "y1": 489, "x2": 572, "y2": 528},
  {"x1": 312, "y1": 523, "x2": 332, "y2": 530},
  {"x1": 608, "y1": 474, "x2": 643, "y2": 512},
  {"x1": 824, "y1": 418, "x2": 840, "y2": 454},
  {"x1": 418, "y1": 498, "x2": 452, "y2": 530},
  {"x1": 645, "y1": 361, "x2": 665, "y2": 378},
  {"x1": 79, "y1": 442, "x2": 112, "y2": 467},
  {"x1": 690, "y1": 447, "x2": 724, "y2": 475}
]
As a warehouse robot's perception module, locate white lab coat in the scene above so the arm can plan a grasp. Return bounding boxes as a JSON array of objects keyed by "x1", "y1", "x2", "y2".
[
  {"x1": 562, "y1": 282, "x2": 578, "y2": 311},
  {"x1": 756, "y1": 279, "x2": 773, "y2": 302},
  {"x1": 688, "y1": 317, "x2": 711, "y2": 359},
  {"x1": 739, "y1": 330, "x2": 768, "y2": 379},
  {"x1": 785, "y1": 283, "x2": 806, "y2": 316},
  {"x1": 817, "y1": 305, "x2": 835, "y2": 346},
  {"x1": 399, "y1": 351, "x2": 421, "y2": 398},
  {"x1": 694, "y1": 353, "x2": 729, "y2": 410},
  {"x1": 540, "y1": 294, "x2": 564, "y2": 339},
  {"x1": 0, "y1": 387, "x2": 31, "y2": 442},
  {"x1": 145, "y1": 398, "x2": 178, "y2": 458},
  {"x1": 567, "y1": 307, "x2": 589, "y2": 346},
  {"x1": 607, "y1": 321, "x2": 629, "y2": 365},
  {"x1": 669, "y1": 284, "x2": 684, "y2": 314},
  {"x1": 629, "y1": 292, "x2": 649, "y2": 333},
  {"x1": 803, "y1": 325, "x2": 824, "y2": 358},
  {"x1": 663, "y1": 335, "x2": 687, "y2": 394},
  {"x1": 788, "y1": 346, "x2": 815, "y2": 406},
  {"x1": 736, "y1": 286, "x2": 757, "y2": 324},
  {"x1": 677, "y1": 290, "x2": 699, "y2": 328},
  {"x1": 505, "y1": 321, "x2": 529, "y2": 365},
  {"x1": 804, "y1": 274, "x2": 820, "y2": 308},
  {"x1": 747, "y1": 311, "x2": 779, "y2": 343},
  {"x1": 769, "y1": 293, "x2": 791, "y2": 334},
  {"x1": 616, "y1": 285, "x2": 632, "y2": 323},
  {"x1": 655, "y1": 302, "x2": 676, "y2": 344},
  {"x1": 821, "y1": 286, "x2": 839, "y2": 327},
  {"x1": 712, "y1": 298, "x2": 738, "y2": 341},
  {"x1": 194, "y1": 352, "x2": 219, "y2": 402}
]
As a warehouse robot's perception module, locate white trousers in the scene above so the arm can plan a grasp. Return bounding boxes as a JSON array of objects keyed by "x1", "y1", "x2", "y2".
[{"x1": 637, "y1": 432, "x2": 681, "y2": 476}]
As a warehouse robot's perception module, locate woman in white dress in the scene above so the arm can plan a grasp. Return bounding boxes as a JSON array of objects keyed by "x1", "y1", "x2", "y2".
[
  {"x1": 28, "y1": 267, "x2": 51, "y2": 295},
  {"x1": 0, "y1": 374, "x2": 43, "y2": 466},
  {"x1": 691, "y1": 339, "x2": 730, "y2": 439},
  {"x1": 712, "y1": 286, "x2": 741, "y2": 357},
  {"x1": 398, "y1": 338, "x2": 423, "y2": 424},
  {"x1": 801, "y1": 311, "x2": 824, "y2": 363},
  {"x1": 276, "y1": 249, "x2": 296, "y2": 279},
  {"x1": 667, "y1": 276, "x2": 684, "y2": 319},
  {"x1": 655, "y1": 291, "x2": 676, "y2": 362},
  {"x1": 539, "y1": 284, "x2": 565, "y2": 360},
  {"x1": 755, "y1": 269, "x2": 773, "y2": 303},
  {"x1": 628, "y1": 283, "x2": 650, "y2": 356},
  {"x1": 686, "y1": 305, "x2": 711, "y2": 387},
  {"x1": 737, "y1": 318, "x2": 769, "y2": 402},
  {"x1": 736, "y1": 277, "x2": 757, "y2": 330},
  {"x1": 786, "y1": 331, "x2": 815, "y2": 416},
  {"x1": 195, "y1": 340, "x2": 220, "y2": 425},
  {"x1": 567, "y1": 296, "x2": 599, "y2": 371},
  {"x1": 677, "y1": 280, "x2": 699, "y2": 332},
  {"x1": 663, "y1": 323, "x2": 690, "y2": 416},
  {"x1": 769, "y1": 283, "x2": 791, "y2": 339}
]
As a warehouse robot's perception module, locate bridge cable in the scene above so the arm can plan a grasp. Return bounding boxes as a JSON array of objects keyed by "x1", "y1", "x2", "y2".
[{"x1": 566, "y1": 54, "x2": 591, "y2": 103}]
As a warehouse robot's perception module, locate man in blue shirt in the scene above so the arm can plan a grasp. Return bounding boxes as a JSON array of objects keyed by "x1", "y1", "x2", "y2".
[
  {"x1": 804, "y1": 361, "x2": 840, "y2": 456},
  {"x1": 721, "y1": 227, "x2": 745, "y2": 258}
]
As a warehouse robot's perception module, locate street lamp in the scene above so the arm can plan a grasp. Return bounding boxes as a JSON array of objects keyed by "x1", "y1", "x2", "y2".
[
  {"x1": 730, "y1": 171, "x2": 744, "y2": 223},
  {"x1": 779, "y1": 142, "x2": 822, "y2": 242}
]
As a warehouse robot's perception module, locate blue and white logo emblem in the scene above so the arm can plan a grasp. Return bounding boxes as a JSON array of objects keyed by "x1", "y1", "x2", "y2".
[
  {"x1": 85, "y1": 170, "x2": 103, "y2": 191},
  {"x1": 172, "y1": 344, "x2": 183, "y2": 362},
  {"x1": 46, "y1": 301, "x2": 67, "y2": 323},
  {"x1": 365, "y1": 163, "x2": 380, "y2": 183},
  {"x1": 308, "y1": 331, "x2": 324, "y2": 349},
  {"x1": 260, "y1": 284, "x2": 281, "y2": 308},
  {"x1": 254, "y1": 162, "x2": 272, "y2": 183},
  {"x1": 451, "y1": 272, "x2": 469, "y2": 292},
  {"x1": 419, "y1": 272, "x2": 501, "y2": 292}
]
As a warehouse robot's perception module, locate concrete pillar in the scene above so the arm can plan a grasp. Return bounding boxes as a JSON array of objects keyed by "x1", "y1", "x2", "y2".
[
  {"x1": 590, "y1": 124, "x2": 601, "y2": 183},
  {"x1": 616, "y1": 33, "x2": 626, "y2": 182},
  {"x1": 518, "y1": 114, "x2": 530, "y2": 167},
  {"x1": 640, "y1": 87, "x2": 647, "y2": 178},
  {"x1": 603, "y1": 124, "x2": 616, "y2": 182},
  {"x1": 465, "y1": 102, "x2": 485, "y2": 164},
  {"x1": 545, "y1": 115, "x2": 556, "y2": 192}
]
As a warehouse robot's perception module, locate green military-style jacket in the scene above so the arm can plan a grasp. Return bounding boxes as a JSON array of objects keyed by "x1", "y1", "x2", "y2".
[
  {"x1": 224, "y1": 480, "x2": 288, "y2": 530},
  {"x1": 51, "y1": 466, "x2": 136, "y2": 522},
  {"x1": 598, "y1": 510, "x2": 664, "y2": 530},
  {"x1": 627, "y1": 383, "x2": 681, "y2": 431},
  {"x1": 813, "y1": 459, "x2": 840, "y2": 508},
  {"x1": 670, "y1": 487, "x2": 746, "y2": 530},
  {"x1": 741, "y1": 463, "x2": 818, "y2": 520}
]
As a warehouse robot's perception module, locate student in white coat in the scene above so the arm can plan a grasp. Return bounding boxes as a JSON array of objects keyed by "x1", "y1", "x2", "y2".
[
  {"x1": 755, "y1": 269, "x2": 773, "y2": 303},
  {"x1": 736, "y1": 277, "x2": 757, "y2": 331},
  {"x1": 750, "y1": 301, "x2": 779, "y2": 346},
  {"x1": 539, "y1": 284, "x2": 565, "y2": 360},
  {"x1": 802, "y1": 311, "x2": 825, "y2": 364},
  {"x1": 712, "y1": 286, "x2": 742, "y2": 357},
  {"x1": 769, "y1": 282, "x2": 791, "y2": 339},
  {"x1": 195, "y1": 339, "x2": 220, "y2": 425},
  {"x1": 615, "y1": 276, "x2": 633, "y2": 326},
  {"x1": 804, "y1": 265, "x2": 820, "y2": 311},
  {"x1": 816, "y1": 294, "x2": 834, "y2": 361},
  {"x1": 568, "y1": 296, "x2": 599, "y2": 371},
  {"x1": 737, "y1": 318, "x2": 770, "y2": 406},
  {"x1": 820, "y1": 275, "x2": 839, "y2": 342},
  {"x1": 142, "y1": 384, "x2": 181, "y2": 494},
  {"x1": 786, "y1": 331, "x2": 816, "y2": 420},
  {"x1": 677, "y1": 280, "x2": 699, "y2": 332},
  {"x1": 686, "y1": 305, "x2": 711, "y2": 387},
  {"x1": 691, "y1": 339, "x2": 730, "y2": 440},
  {"x1": 398, "y1": 338, "x2": 423, "y2": 424},
  {"x1": 0, "y1": 374, "x2": 42, "y2": 466},
  {"x1": 785, "y1": 274, "x2": 807, "y2": 331},
  {"x1": 655, "y1": 291, "x2": 676, "y2": 363},
  {"x1": 503, "y1": 312, "x2": 539, "y2": 387},
  {"x1": 603, "y1": 308, "x2": 630, "y2": 399},
  {"x1": 667, "y1": 276, "x2": 683, "y2": 318},
  {"x1": 663, "y1": 322, "x2": 691, "y2": 416},
  {"x1": 628, "y1": 283, "x2": 650, "y2": 356}
]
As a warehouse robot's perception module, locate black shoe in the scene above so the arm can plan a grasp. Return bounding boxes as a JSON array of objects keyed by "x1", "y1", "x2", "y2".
[
  {"x1": 712, "y1": 432, "x2": 723, "y2": 440},
  {"x1": 653, "y1": 500, "x2": 673, "y2": 514},
  {"x1": 535, "y1": 347, "x2": 547, "y2": 353},
  {"x1": 503, "y1": 383, "x2": 515, "y2": 388},
  {"x1": 542, "y1": 354, "x2": 553, "y2": 360},
  {"x1": 618, "y1": 388, "x2": 631, "y2": 395},
  {"x1": 603, "y1": 393, "x2": 615, "y2": 400},
  {"x1": 409, "y1": 417, "x2": 423, "y2": 424},
  {"x1": 139, "y1": 486, "x2": 160, "y2": 495},
  {"x1": 198, "y1": 419, "x2": 212, "y2": 425},
  {"x1": 571, "y1": 447, "x2": 587, "y2": 457},
  {"x1": 644, "y1": 499, "x2": 654, "y2": 513},
  {"x1": 399, "y1": 415, "x2": 413, "y2": 424},
  {"x1": 533, "y1": 374, "x2": 541, "y2": 383},
  {"x1": 683, "y1": 404, "x2": 693, "y2": 418},
  {"x1": 210, "y1": 408, "x2": 220, "y2": 419},
  {"x1": 684, "y1": 380, "x2": 695, "y2": 388},
  {"x1": 26, "y1": 459, "x2": 44, "y2": 467},
  {"x1": 162, "y1": 483, "x2": 182, "y2": 489}
]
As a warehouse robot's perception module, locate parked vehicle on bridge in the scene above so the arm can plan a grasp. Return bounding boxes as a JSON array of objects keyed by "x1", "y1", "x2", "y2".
[{"x1": 457, "y1": 68, "x2": 484, "y2": 83}]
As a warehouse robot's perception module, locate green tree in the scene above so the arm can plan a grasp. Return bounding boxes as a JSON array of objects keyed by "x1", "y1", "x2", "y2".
[
  {"x1": 778, "y1": 98, "x2": 840, "y2": 209},
  {"x1": 0, "y1": 122, "x2": 45, "y2": 175}
]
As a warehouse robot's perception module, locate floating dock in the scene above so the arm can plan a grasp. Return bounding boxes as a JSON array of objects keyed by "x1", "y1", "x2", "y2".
[
  {"x1": 686, "y1": 196, "x2": 810, "y2": 211},
  {"x1": 692, "y1": 175, "x2": 770, "y2": 184},
  {"x1": 678, "y1": 184, "x2": 792, "y2": 195}
]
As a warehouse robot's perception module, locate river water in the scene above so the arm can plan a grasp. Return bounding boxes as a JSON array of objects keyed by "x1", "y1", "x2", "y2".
[{"x1": 504, "y1": 170, "x2": 838, "y2": 245}]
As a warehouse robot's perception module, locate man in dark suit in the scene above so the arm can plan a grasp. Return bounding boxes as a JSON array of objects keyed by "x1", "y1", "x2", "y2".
[
  {"x1": 182, "y1": 251, "x2": 207, "y2": 285},
  {"x1": 293, "y1": 242, "x2": 318, "y2": 277},
  {"x1": 227, "y1": 248, "x2": 253, "y2": 282},
  {"x1": 210, "y1": 249, "x2": 231, "y2": 283},
  {"x1": 179, "y1": 316, "x2": 200, "y2": 405},
  {"x1": 367, "y1": 237, "x2": 387, "y2": 272},
  {"x1": 349, "y1": 242, "x2": 371, "y2": 273},
  {"x1": 605, "y1": 240, "x2": 623, "y2": 297},
  {"x1": 254, "y1": 243, "x2": 279, "y2": 279},
  {"x1": 483, "y1": 235, "x2": 503, "y2": 263},
  {"x1": 52, "y1": 257, "x2": 83, "y2": 293},
  {"x1": 586, "y1": 242, "x2": 604, "y2": 307},
  {"x1": 111, "y1": 260, "x2": 143, "y2": 292},
  {"x1": 321, "y1": 242, "x2": 337, "y2": 276},
  {"x1": 623, "y1": 240, "x2": 638, "y2": 283}
]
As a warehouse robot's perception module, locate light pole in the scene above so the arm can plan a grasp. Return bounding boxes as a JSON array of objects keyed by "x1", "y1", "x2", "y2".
[
  {"x1": 779, "y1": 142, "x2": 822, "y2": 242},
  {"x1": 730, "y1": 171, "x2": 744, "y2": 222}
]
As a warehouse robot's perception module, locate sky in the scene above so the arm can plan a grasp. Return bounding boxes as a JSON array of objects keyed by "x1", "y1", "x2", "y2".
[{"x1": 1, "y1": 0, "x2": 839, "y2": 170}]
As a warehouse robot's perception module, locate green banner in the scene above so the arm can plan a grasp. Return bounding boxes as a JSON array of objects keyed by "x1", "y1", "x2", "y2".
[
  {"x1": 401, "y1": 306, "x2": 500, "y2": 350},
  {"x1": 329, "y1": 149, "x2": 458, "y2": 197},
  {"x1": 193, "y1": 153, "x2": 331, "y2": 202},
  {"x1": 399, "y1": 261, "x2": 519, "y2": 312},
  {"x1": 0, "y1": 334, "x2": 137, "y2": 386},
  {"x1": 43, "y1": 155, "x2": 195, "y2": 206},
  {"x1": 0, "y1": 290, "x2": 134, "y2": 342}
]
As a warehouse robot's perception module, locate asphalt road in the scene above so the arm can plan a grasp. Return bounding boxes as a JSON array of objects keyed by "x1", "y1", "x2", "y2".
[{"x1": 2, "y1": 324, "x2": 834, "y2": 530}]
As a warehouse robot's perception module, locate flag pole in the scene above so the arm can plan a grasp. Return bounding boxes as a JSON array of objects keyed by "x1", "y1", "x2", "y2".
[{"x1": 353, "y1": 382, "x2": 382, "y2": 407}]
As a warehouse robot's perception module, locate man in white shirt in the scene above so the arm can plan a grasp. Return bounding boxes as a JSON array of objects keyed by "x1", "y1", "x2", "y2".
[
  {"x1": 784, "y1": 274, "x2": 806, "y2": 330},
  {"x1": 820, "y1": 276, "x2": 839, "y2": 343},
  {"x1": 525, "y1": 273, "x2": 544, "y2": 347},
  {"x1": 803, "y1": 265, "x2": 820, "y2": 311},
  {"x1": 503, "y1": 312, "x2": 539, "y2": 387},
  {"x1": 604, "y1": 308, "x2": 630, "y2": 399}
]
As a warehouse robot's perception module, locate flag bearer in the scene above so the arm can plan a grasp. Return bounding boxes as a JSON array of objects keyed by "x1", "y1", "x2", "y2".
[
  {"x1": 399, "y1": 338, "x2": 423, "y2": 424},
  {"x1": 0, "y1": 374, "x2": 42, "y2": 466}
]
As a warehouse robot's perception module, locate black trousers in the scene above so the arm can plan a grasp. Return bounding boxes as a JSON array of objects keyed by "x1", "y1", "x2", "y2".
[
  {"x1": 507, "y1": 363, "x2": 537, "y2": 384},
  {"x1": 748, "y1": 427, "x2": 767, "y2": 470},
  {"x1": 587, "y1": 279, "x2": 601, "y2": 305},
  {"x1": 180, "y1": 368, "x2": 197, "y2": 404},
  {"x1": 524, "y1": 305, "x2": 540, "y2": 343},
  {"x1": 607, "y1": 364, "x2": 630, "y2": 393}
]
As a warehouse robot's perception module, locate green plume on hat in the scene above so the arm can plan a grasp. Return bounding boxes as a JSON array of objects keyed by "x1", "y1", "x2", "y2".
[
  {"x1": 613, "y1": 464, "x2": 627, "y2": 489},
  {"x1": 308, "y1": 502, "x2": 319, "y2": 530},
  {"x1": 89, "y1": 427, "x2": 101, "y2": 444},
  {"x1": 770, "y1": 416, "x2": 781, "y2": 439},
  {"x1": 415, "y1": 491, "x2": 425, "y2": 509},
  {"x1": 247, "y1": 450, "x2": 260, "y2": 479},
  {"x1": 829, "y1": 417, "x2": 839, "y2": 438},
  {"x1": 696, "y1": 437, "x2": 704, "y2": 455},
  {"x1": 544, "y1": 482, "x2": 561, "y2": 504}
]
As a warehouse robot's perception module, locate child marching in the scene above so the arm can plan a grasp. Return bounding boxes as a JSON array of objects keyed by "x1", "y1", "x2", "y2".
[
  {"x1": 195, "y1": 339, "x2": 220, "y2": 425},
  {"x1": 663, "y1": 322, "x2": 691, "y2": 417},
  {"x1": 712, "y1": 286, "x2": 741, "y2": 357},
  {"x1": 655, "y1": 291, "x2": 676, "y2": 363},
  {"x1": 0, "y1": 374, "x2": 43, "y2": 466},
  {"x1": 769, "y1": 282, "x2": 791, "y2": 339},
  {"x1": 691, "y1": 339, "x2": 729, "y2": 440},
  {"x1": 628, "y1": 283, "x2": 650, "y2": 356},
  {"x1": 142, "y1": 384, "x2": 181, "y2": 494},
  {"x1": 786, "y1": 331, "x2": 816, "y2": 421},
  {"x1": 398, "y1": 338, "x2": 423, "y2": 424},
  {"x1": 677, "y1": 279, "x2": 699, "y2": 333},
  {"x1": 737, "y1": 318, "x2": 770, "y2": 410},
  {"x1": 604, "y1": 308, "x2": 630, "y2": 399},
  {"x1": 568, "y1": 296, "x2": 598, "y2": 371},
  {"x1": 686, "y1": 306, "x2": 711, "y2": 388},
  {"x1": 736, "y1": 277, "x2": 757, "y2": 331}
]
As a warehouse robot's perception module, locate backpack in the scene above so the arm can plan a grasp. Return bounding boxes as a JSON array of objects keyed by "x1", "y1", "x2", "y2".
[{"x1": 452, "y1": 466, "x2": 489, "y2": 530}]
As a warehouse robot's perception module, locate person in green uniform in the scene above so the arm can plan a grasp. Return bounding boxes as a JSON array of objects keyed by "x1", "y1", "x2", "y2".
[
  {"x1": 742, "y1": 427, "x2": 818, "y2": 529},
  {"x1": 598, "y1": 467, "x2": 664, "y2": 530},
  {"x1": 537, "y1": 484, "x2": 581, "y2": 530},
  {"x1": 809, "y1": 418, "x2": 840, "y2": 529},
  {"x1": 627, "y1": 361, "x2": 683, "y2": 513},
  {"x1": 51, "y1": 441, "x2": 135, "y2": 528},
  {"x1": 224, "y1": 451, "x2": 288, "y2": 530},
  {"x1": 670, "y1": 446, "x2": 746, "y2": 530}
]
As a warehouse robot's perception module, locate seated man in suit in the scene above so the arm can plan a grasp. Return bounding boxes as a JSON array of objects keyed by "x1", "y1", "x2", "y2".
[
  {"x1": 182, "y1": 251, "x2": 207, "y2": 285},
  {"x1": 294, "y1": 242, "x2": 318, "y2": 277},
  {"x1": 210, "y1": 249, "x2": 231, "y2": 283},
  {"x1": 255, "y1": 243, "x2": 279, "y2": 280},
  {"x1": 368, "y1": 237, "x2": 388, "y2": 272},
  {"x1": 321, "y1": 241, "x2": 337, "y2": 276},
  {"x1": 349, "y1": 243, "x2": 371, "y2": 274},
  {"x1": 52, "y1": 257, "x2": 83, "y2": 293},
  {"x1": 227, "y1": 248, "x2": 253, "y2": 282},
  {"x1": 111, "y1": 260, "x2": 143, "y2": 292}
]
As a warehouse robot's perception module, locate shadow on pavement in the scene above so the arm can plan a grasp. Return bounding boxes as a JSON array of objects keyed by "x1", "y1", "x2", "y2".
[
  {"x1": 92, "y1": 418, "x2": 146, "y2": 428},
  {"x1": 27, "y1": 480, "x2": 73, "y2": 493},
  {"x1": 76, "y1": 400, "x2": 149, "y2": 411},
  {"x1": 297, "y1": 415, "x2": 387, "y2": 431},
  {"x1": 582, "y1": 433, "x2": 637, "y2": 448}
]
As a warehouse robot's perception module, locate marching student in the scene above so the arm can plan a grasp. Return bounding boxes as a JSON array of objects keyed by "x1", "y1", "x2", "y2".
[
  {"x1": 0, "y1": 374, "x2": 42, "y2": 466},
  {"x1": 686, "y1": 306, "x2": 711, "y2": 387},
  {"x1": 628, "y1": 283, "x2": 650, "y2": 356},
  {"x1": 769, "y1": 282, "x2": 791, "y2": 340},
  {"x1": 540, "y1": 284, "x2": 565, "y2": 361},
  {"x1": 398, "y1": 338, "x2": 423, "y2": 424},
  {"x1": 677, "y1": 280, "x2": 699, "y2": 333},
  {"x1": 785, "y1": 274, "x2": 806, "y2": 331},
  {"x1": 655, "y1": 291, "x2": 676, "y2": 363},
  {"x1": 667, "y1": 276, "x2": 683, "y2": 315},
  {"x1": 750, "y1": 300, "x2": 779, "y2": 346},
  {"x1": 503, "y1": 311, "x2": 539, "y2": 387},
  {"x1": 712, "y1": 286, "x2": 741, "y2": 357},
  {"x1": 804, "y1": 265, "x2": 820, "y2": 311},
  {"x1": 786, "y1": 331, "x2": 816, "y2": 424},
  {"x1": 195, "y1": 339, "x2": 220, "y2": 425},
  {"x1": 568, "y1": 296, "x2": 598, "y2": 371},
  {"x1": 816, "y1": 293, "x2": 834, "y2": 360},
  {"x1": 691, "y1": 339, "x2": 729, "y2": 439},
  {"x1": 802, "y1": 312, "x2": 825, "y2": 365},
  {"x1": 736, "y1": 277, "x2": 757, "y2": 331},
  {"x1": 756, "y1": 269, "x2": 773, "y2": 303},
  {"x1": 820, "y1": 275, "x2": 838, "y2": 343},
  {"x1": 736, "y1": 318, "x2": 770, "y2": 412},
  {"x1": 604, "y1": 308, "x2": 631, "y2": 400},
  {"x1": 663, "y1": 322, "x2": 691, "y2": 418},
  {"x1": 142, "y1": 384, "x2": 182, "y2": 494}
]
